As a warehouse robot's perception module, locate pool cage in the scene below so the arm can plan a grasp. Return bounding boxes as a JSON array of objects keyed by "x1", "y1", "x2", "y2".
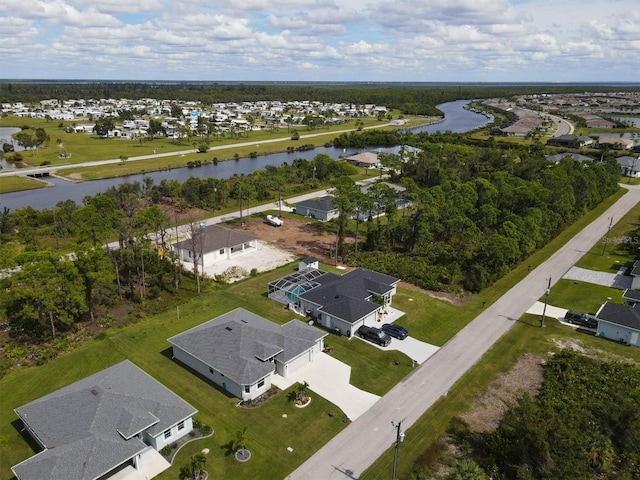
[{"x1": 267, "y1": 269, "x2": 326, "y2": 306}]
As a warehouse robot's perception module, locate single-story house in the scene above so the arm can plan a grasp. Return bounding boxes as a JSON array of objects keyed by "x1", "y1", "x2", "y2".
[
  {"x1": 168, "y1": 308, "x2": 327, "y2": 401},
  {"x1": 545, "y1": 153, "x2": 596, "y2": 164},
  {"x1": 297, "y1": 267, "x2": 400, "y2": 338},
  {"x1": 294, "y1": 195, "x2": 339, "y2": 222},
  {"x1": 546, "y1": 134, "x2": 594, "y2": 148},
  {"x1": 597, "y1": 137, "x2": 635, "y2": 150},
  {"x1": 616, "y1": 156, "x2": 640, "y2": 177},
  {"x1": 12, "y1": 360, "x2": 198, "y2": 480},
  {"x1": 594, "y1": 302, "x2": 640, "y2": 347},
  {"x1": 173, "y1": 224, "x2": 257, "y2": 269},
  {"x1": 345, "y1": 152, "x2": 381, "y2": 168}
]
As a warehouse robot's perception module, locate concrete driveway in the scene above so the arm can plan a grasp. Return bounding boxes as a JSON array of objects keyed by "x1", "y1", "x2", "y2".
[
  {"x1": 355, "y1": 335, "x2": 439, "y2": 365},
  {"x1": 272, "y1": 352, "x2": 380, "y2": 421}
]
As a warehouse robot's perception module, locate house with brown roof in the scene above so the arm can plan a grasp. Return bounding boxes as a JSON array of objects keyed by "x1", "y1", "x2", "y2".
[{"x1": 172, "y1": 224, "x2": 257, "y2": 269}]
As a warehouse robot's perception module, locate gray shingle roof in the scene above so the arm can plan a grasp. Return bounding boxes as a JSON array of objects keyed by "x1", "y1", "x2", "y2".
[
  {"x1": 13, "y1": 360, "x2": 197, "y2": 480},
  {"x1": 596, "y1": 302, "x2": 640, "y2": 331},
  {"x1": 300, "y1": 268, "x2": 400, "y2": 324},
  {"x1": 173, "y1": 224, "x2": 256, "y2": 254},
  {"x1": 623, "y1": 289, "x2": 640, "y2": 302},
  {"x1": 295, "y1": 195, "x2": 336, "y2": 213},
  {"x1": 168, "y1": 308, "x2": 326, "y2": 385}
]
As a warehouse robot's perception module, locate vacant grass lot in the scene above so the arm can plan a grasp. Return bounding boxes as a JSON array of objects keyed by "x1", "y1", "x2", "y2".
[
  {"x1": 542, "y1": 279, "x2": 625, "y2": 315},
  {"x1": 0, "y1": 176, "x2": 48, "y2": 194},
  {"x1": 575, "y1": 202, "x2": 640, "y2": 272}
]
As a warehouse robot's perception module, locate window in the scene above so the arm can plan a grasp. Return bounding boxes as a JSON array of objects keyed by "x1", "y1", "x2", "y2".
[
  {"x1": 257, "y1": 379, "x2": 265, "y2": 389},
  {"x1": 164, "y1": 429, "x2": 171, "y2": 439},
  {"x1": 177, "y1": 421, "x2": 185, "y2": 431},
  {"x1": 219, "y1": 248, "x2": 225, "y2": 254},
  {"x1": 244, "y1": 385, "x2": 250, "y2": 393},
  {"x1": 209, "y1": 367, "x2": 214, "y2": 374}
]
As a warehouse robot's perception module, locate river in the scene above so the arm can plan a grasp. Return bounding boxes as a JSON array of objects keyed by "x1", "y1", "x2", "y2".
[{"x1": 0, "y1": 100, "x2": 490, "y2": 211}]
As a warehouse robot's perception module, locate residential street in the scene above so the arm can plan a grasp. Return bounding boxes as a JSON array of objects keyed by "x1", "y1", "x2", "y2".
[{"x1": 286, "y1": 185, "x2": 640, "y2": 480}]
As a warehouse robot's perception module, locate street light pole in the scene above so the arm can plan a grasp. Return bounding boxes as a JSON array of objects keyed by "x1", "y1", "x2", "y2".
[
  {"x1": 391, "y1": 420, "x2": 405, "y2": 480},
  {"x1": 541, "y1": 276, "x2": 551, "y2": 328}
]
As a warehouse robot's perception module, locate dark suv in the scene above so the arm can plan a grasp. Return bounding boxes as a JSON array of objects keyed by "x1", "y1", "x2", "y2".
[
  {"x1": 357, "y1": 325, "x2": 392, "y2": 347},
  {"x1": 381, "y1": 323, "x2": 408, "y2": 340},
  {"x1": 564, "y1": 310, "x2": 597, "y2": 329}
]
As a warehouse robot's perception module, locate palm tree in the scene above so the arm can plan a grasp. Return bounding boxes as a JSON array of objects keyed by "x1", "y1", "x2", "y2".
[
  {"x1": 234, "y1": 425, "x2": 252, "y2": 457},
  {"x1": 446, "y1": 459, "x2": 487, "y2": 480},
  {"x1": 179, "y1": 453, "x2": 207, "y2": 480}
]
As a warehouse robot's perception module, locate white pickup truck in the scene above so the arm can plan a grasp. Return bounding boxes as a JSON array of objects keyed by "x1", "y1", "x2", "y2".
[{"x1": 265, "y1": 214, "x2": 283, "y2": 227}]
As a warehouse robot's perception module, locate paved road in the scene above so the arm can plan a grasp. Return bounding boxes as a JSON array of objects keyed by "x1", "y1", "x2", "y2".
[{"x1": 286, "y1": 185, "x2": 640, "y2": 480}]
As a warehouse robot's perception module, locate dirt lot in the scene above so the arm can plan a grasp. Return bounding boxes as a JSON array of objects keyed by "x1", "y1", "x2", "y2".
[{"x1": 228, "y1": 215, "x2": 341, "y2": 265}]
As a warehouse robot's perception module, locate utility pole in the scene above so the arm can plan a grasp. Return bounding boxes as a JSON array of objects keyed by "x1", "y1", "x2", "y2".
[
  {"x1": 601, "y1": 216, "x2": 613, "y2": 256},
  {"x1": 391, "y1": 420, "x2": 405, "y2": 480},
  {"x1": 541, "y1": 276, "x2": 551, "y2": 328}
]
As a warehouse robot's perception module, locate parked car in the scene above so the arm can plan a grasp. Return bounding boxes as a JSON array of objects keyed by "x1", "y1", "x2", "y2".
[
  {"x1": 564, "y1": 310, "x2": 597, "y2": 328},
  {"x1": 381, "y1": 323, "x2": 408, "y2": 340},
  {"x1": 357, "y1": 325, "x2": 392, "y2": 347}
]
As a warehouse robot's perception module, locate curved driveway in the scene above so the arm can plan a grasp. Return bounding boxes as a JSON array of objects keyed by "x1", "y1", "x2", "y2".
[{"x1": 286, "y1": 185, "x2": 640, "y2": 480}]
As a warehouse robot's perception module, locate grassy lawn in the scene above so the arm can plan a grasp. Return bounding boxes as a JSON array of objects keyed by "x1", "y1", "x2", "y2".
[
  {"x1": 574, "y1": 201, "x2": 640, "y2": 272},
  {"x1": 0, "y1": 176, "x2": 48, "y2": 194},
  {"x1": 543, "y1": 279, "x2": 625, "y2": 315}
]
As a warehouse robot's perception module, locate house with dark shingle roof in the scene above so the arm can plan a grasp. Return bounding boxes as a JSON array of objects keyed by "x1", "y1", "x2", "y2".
[
  {"x1": 173, "y1": 223, "x2": 258, "y2": 269},
  {"x1": 12, "y1": 360, "x2": 197, "y2": 480},
  {"x1": 298, "y1": 267, "x2": 400, "y2": 338},
  {"x1": 595, "y1": 301, "x2": 640, "y2": 347},
  {"x1": 168, "y1": 308, "x2": 327, "y2": 401},
  {"x1": 294, "y1": 195, "x2": 339, "y2": 222}
]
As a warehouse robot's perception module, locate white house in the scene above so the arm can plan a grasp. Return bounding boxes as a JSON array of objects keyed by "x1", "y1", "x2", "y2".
[
  {"x1": 168, "y1": 308, "x2": 327, "y2": 401},
  {"x1": 173, "y1": 224, "x2": 258, "y2": 270},
  {"x1": 12, "y1": 360, "x2": 198, "y2": 480},
  {"x1": 595, "y1": 301, "x2": 640, "y2": 347}
]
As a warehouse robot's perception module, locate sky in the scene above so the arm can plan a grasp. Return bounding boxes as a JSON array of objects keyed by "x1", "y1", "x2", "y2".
[{"x1": 1, "y1": 0, "x2": 639, "y2": 83}]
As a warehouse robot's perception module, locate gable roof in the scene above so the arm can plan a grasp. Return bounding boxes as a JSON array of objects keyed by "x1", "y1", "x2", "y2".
[
  {"x1": 595, "y1": 302, "x2": 640, "y2": 331},
  {"x1": 173, "y1": 224, "x2": 256, "y2": 254},
  {"x1": 295, "y1": 195, "x2": 336, "y2": 213},
  {"x1": 300, "y1": 267, "x2": 400, "y2": 324},
  {"x1": 13, "y1": 360, "x2": 197, "y2": 480},
  {"x1": 168, "y1": 308, "x2": 326, "y2": 385},
  {"x1": 622, "y1": 288, "x2": 640, "y2": 303}
]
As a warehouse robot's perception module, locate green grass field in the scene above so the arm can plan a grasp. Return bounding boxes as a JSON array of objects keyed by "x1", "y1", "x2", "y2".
[{"x1": 0, "y1": 176, "x2": 48, "y2": 194}]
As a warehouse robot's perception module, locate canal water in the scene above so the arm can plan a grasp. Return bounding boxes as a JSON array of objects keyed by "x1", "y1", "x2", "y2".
[{"x1": 0, "y1": 100, "x2": 490, "y2": 211}]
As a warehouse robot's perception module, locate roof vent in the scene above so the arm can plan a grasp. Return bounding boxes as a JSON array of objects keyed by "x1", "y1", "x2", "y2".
[
  {"x1": 225, "y1": 326, "x2": 233, "y2": 331},
  {"x1": 335, "y1": 294, "x2": 339, "y2": 299},
  {"x1": 90, "y1": 389, "x2": 99, "y2": 396}
]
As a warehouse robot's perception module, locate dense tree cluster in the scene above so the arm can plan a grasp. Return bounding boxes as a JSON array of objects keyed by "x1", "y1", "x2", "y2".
[
  {"x1": 333, "y1": 131, "x2": 620, "y2": 292},
  {"x1": 452, "y1": 351, "x2": 640, "y2": 479}
]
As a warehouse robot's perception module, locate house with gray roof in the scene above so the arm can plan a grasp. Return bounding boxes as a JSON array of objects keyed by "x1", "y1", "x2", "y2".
[
  {"x1": 546, "y1": 134, "x2": 594, "y2": 148},
  {"x1": 594, "y1": 301, "x2": 640, "y2": 347},
  {"x1": 294, "y1": 195, "x2": 339, "y2": 222},
  {"x1": 616, "y1": 155, "x2": 640, "y2": 177},
  {"x1": 12, "y1": 360, "x2": 197, "y2": 480},
  {"x1": 173, "y1": 224, "x2": 258, "y2": 269},
  {"x1": 296, "y1": 267, "x2": 400, "y2": 338},
  {"x1": 168, "y1": 308, "x2": 327, "y2": 401}
]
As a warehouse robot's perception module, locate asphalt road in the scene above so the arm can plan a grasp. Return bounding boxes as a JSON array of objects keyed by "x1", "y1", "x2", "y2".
[{"x1": 286, "y1": 185, "x2": 640, "y2": 480}]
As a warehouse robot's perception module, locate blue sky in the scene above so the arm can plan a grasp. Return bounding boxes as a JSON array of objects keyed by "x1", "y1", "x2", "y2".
[{"x1": 1, "y1": 0, "x2": 638, "y2": 82}]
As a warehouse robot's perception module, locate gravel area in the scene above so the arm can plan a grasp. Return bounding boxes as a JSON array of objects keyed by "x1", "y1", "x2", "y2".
[{"x1": 562, "y1": 265, "x2": 631, "y2": 290}]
